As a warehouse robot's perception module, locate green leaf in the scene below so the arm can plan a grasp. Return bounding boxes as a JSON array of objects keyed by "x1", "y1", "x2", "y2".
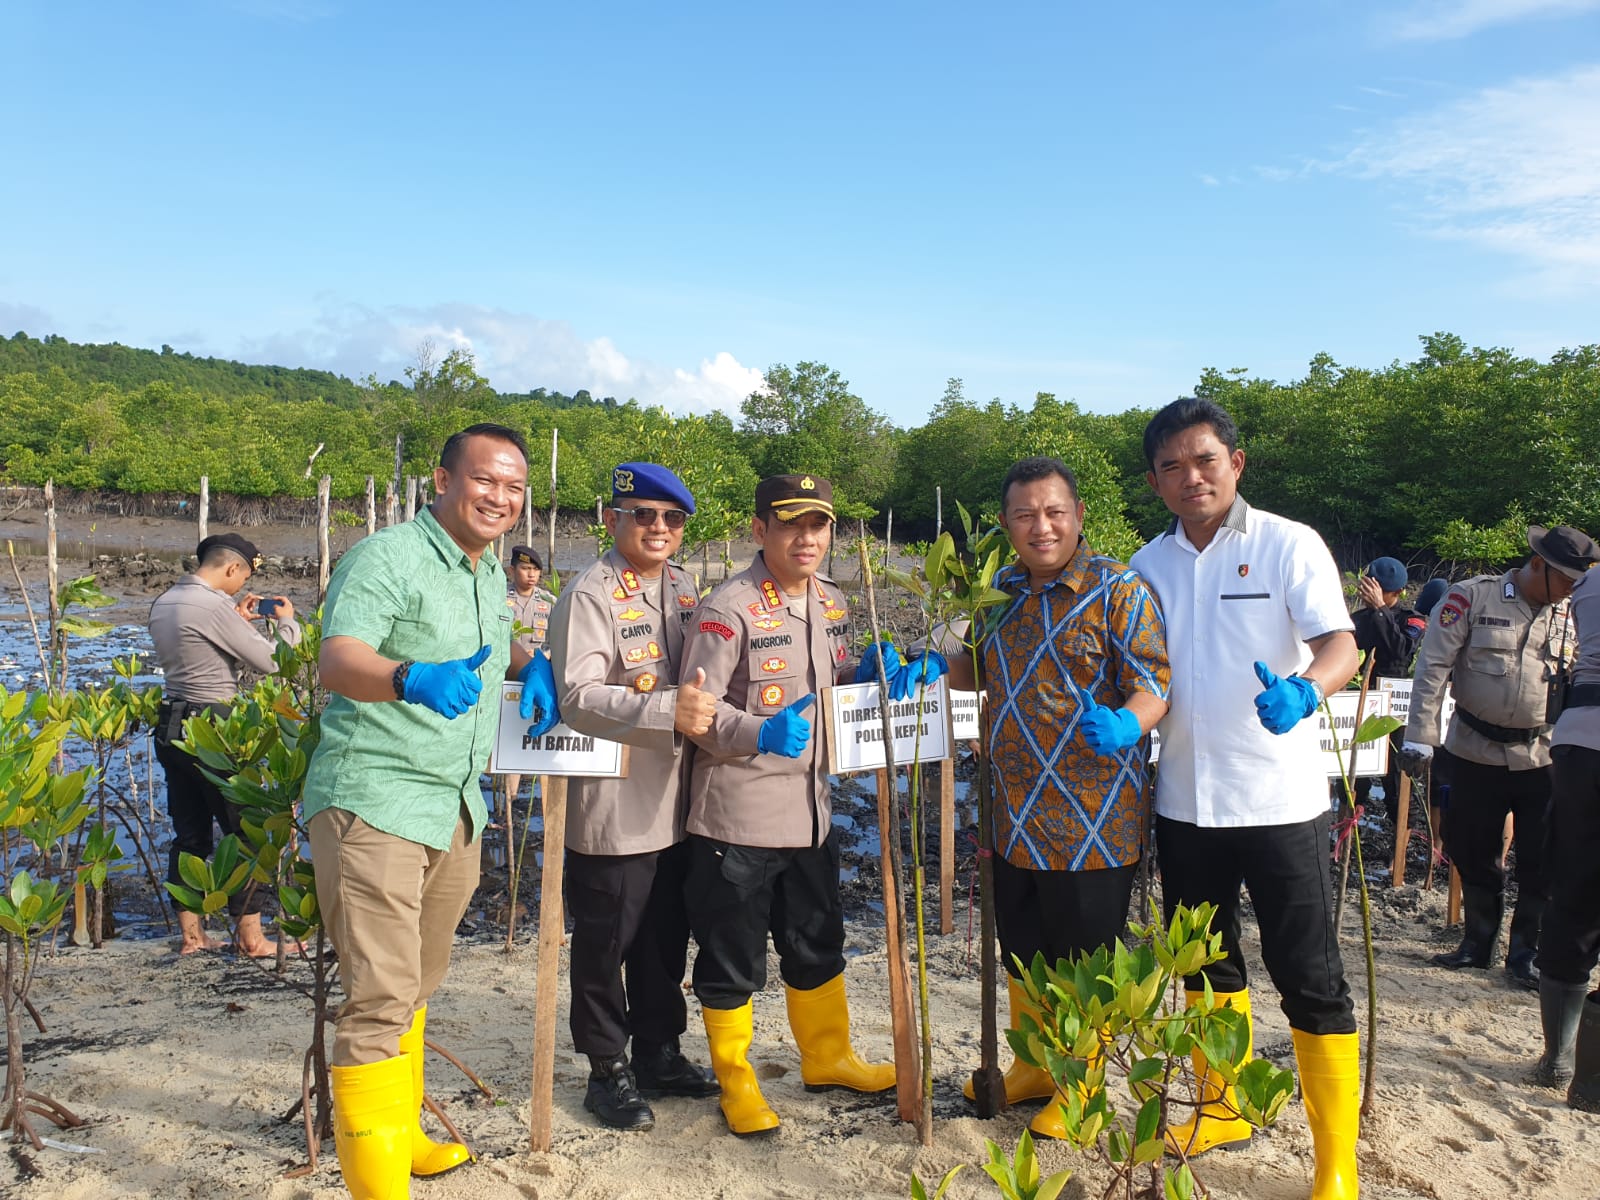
[
  {"x1": 1036, "y1": 1169, "x2": 1073, "y2": 1200},
  {"x1": 1352, "y1": 713, "x2": 1403, "y2": 745},
  {"x1": 59, "y1": 616, "x2": 115, "y2": 639},
  {"x1": 176, "y1": 852, "x2": 213, "y2": 893},
  {"x1": 165, "y1": 883, "x2": 205, "y2": 911}
]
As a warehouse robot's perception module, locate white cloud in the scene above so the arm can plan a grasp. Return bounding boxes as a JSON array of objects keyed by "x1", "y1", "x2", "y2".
[
  {"x1": 1330, "y1": 64, "x2": 1600, "y2": 291},
  {"x1": 0, "y1": 300, "x2": 54, "y2": 337},
  {"x1": 237, "y1": 303, "x2": 764, "y2": 416},
  {"x1": 1385, "y1": 0, "x2": 1600, "y2": 40}
]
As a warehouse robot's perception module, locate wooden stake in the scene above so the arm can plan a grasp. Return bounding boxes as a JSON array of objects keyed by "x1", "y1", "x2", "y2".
[
  {"x1": 1447, "y1": 865, "x2": 1462, "y2": 926},
  {"x1": 1389, "y1": 770, "x2": 1412, "y2": 887},
  {"x1": 392, "y1": 433, "x2": 403, "y2": 498},
  {"x1": 316, "y1": 476, "x2": 331, "y2": 600},
  {"x1": 939, "y1": 758, "x2": 955, "y2": 935},
  {"x1": 385, "y1": 483, "x2": 397, "y2": 528},
  {"x1": 405, "y1": 477, "x2": 418, "y2": 522},
  {"x1": 198, "y1": 476, "x2": 209, "y2": 544},
  {"x1": 547, "y1": 429, "x2": 558, "y2": 579},
  {"x1": 529, "y1": 775, "x2": 568, "y2": 1153},
  {"x1": 365, "y1": 476, "x2": 376, "y2": 537},
  {"x1": 44, "y1": 480, "x2": 59, "y2": 684}
]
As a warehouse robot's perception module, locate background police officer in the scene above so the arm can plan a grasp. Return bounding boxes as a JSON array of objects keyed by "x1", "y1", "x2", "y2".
[
  {"x1": 1404, "y1": 526, "x2": 1598, "y2": 989},
  {"x1": 502, "y1": 545, "x2": 556, "y2": 807}
]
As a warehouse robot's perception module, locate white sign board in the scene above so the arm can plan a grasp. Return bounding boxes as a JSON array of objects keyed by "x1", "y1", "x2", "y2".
[
  {"x1": 949, "y1": 689, "x2": 983, "y2": 741},
  {"x1": 823, "y1": 679, "x2": 952, "y2": 774},
  {"x1": 488, "y1": 684, "x2": 627, "y2": 778},
  {"x1": 1376, "y1": 677, "x2": 1454, "y2": 742},
  {"x1": 1150, "y1": 689, "x2": 1395, "y2": 778}
]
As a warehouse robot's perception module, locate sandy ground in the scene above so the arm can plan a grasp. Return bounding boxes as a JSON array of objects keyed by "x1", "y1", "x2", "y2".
[
  {"x1": 7, "y1": 883, "x2": 1600, "y2": 1200},
  {"x1": 6, "y1": 509, "x2": 1600, "y2": 1198}
]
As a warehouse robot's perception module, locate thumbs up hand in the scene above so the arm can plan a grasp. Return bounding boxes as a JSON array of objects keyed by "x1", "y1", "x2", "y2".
[
  {"x1": 675, "y1": 667, "x2": 716, "y2": 736},
  {"x1": 1252, "y1": 661, "x2": 1320, "y2": 735},
  {"x1": 404, "y1": 645, "x2": 492, "y2": 718},
  {"x1": 757, "y1": 693, "x2": 817, "y2": 758},
  {"x1": 1078, "y1": 693, "x2": 1142, "y2": 756}
]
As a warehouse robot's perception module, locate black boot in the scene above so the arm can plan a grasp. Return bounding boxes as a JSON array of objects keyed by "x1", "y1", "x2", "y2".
[
  {"x1": 583, "y1": 1054, "x2": 656, "y2": 1131},
  {"x1": 1568, "y1": 991, "x2": 1600, "y2": 1112},
  {"x1": 1534, "y1": 978, "x2": 1588, "y2": 1087},
  {"x1": 1433, "y1": 884, "x2": 1502, "y2": 969},
  {"x1": 1505, "y1": 894, "x2": 1546, "y2": 991},
  {"x1": 632, "y1": 1037, "x2": 720, "y2": 1098}
]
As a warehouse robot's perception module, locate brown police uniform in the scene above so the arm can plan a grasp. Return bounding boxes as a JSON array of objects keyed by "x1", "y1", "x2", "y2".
[
  {"x1": 149, "y1": 574, "x2": 301, "y2": 920},
  {"x1": 548, "y1": 547, "x2": 703, "y2": 1059},
  {"x1": 680, "y1": 551, "x2": 854, "y2": 1008},
  {"x1": 1406, "y1": 571, "x2": 1574, "y2": 975},
  {"x1": 509, "y1": 586, "x2": 555, "y2": 654}
]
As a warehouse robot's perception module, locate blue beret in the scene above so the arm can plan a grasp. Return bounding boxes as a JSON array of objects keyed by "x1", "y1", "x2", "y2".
[
  {"x1": 611, "y1": 462, "x2": 695, "y2": 515},
  {"x1": 1368, "y1": 556, "x2": 1407, "y2": 592},
  {"x1": 1415, "y1": 578, "x2": 1449, "y2": 617}
]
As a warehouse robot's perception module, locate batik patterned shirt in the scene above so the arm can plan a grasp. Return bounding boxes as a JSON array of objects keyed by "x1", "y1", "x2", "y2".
[{"x1": 980, "y1": 543, "x2": 1170, "y2": 871}]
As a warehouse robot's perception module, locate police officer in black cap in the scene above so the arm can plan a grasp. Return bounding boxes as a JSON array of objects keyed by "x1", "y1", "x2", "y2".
[
  {"x1": 149, "y1": 533, "x2": 302, "y2": 956},
  {"x1": 1404, "y1": 525, "x2": 1599, "y2": 989}
]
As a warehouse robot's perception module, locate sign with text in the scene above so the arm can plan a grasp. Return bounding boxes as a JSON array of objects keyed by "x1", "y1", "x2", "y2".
[
  {"x1": 1376, "y1": 677, "x2": 1454, "y2": 742},
  {"x1": 488, "y1": 684, "x2": 628, "y2": 778},
  {"x1": 823, "y1": 680, "x2": 952, "y2": 774},
  {"x1": 949, "y1": 689, "x2": 983, "y2": 741},
  {"x1": 1150, "y1": 689, "x2": 1394, "y2": 778}
]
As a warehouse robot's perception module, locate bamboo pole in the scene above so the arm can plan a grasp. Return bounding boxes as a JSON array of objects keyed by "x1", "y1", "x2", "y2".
[
  {"x1": 385, "y1": 483, "x2": 398, "y2": 528},
  {"x1": 393, "y1": 434, "x2": 403, "y2": 497},
  {"x1": 198, "y1": 476, "x2": 209, "y2": 544},
  {"x1": 405, "y1": 477, "x2": 418, "y2": 522},
  {"x1": 547, "y1": 430, "x2": 558, "y2": 578},
  {"x1": 316, "y1": 476, "x2": 331, "y2": 600},
  {"x1": 935, "y1": 486, "x2": 942, "y2": 537},
  {"x1": 938, "y1": 758, "x2": 955, "y2": 935},
  {"x1": 594, "y1": 499, "x2": 603, "y2": 560},
  {"x1": 44, "y1": 480, "x2": 59, "y2": 685},
  {"x1": 529, "y1": 775, "x2": 568, "y2": 1153},
  {"x1": 365, "y1": 476, "x2": 376, "y2": 537}
]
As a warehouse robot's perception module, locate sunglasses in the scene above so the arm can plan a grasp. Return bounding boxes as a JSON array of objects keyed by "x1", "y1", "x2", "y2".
[{"x1": 612, "y1": 505, "x2": 690, "y2": 530}]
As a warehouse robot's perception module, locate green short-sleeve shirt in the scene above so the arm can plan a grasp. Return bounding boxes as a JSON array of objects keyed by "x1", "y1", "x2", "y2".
[{"x1": 302, "y1": 506, "x2": 512, "y2": 849}]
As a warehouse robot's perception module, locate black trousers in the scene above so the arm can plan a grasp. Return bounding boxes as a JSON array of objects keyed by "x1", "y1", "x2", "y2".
[
  {"x1": 155, "y1": 718, "x2": 264, "y2": 919},
  {"x1": 994, "y1": 856, "x2": 1139, "y2": 979},
  {"x1": 1442, "y1": 756, "x2": 1551, "y2": 895},
  {"x1": 1156, "y1": 813, "x2": 1355, "y2": 1035},
  {"x1": 565, "y1": 840, "x2": 692, "y2": 1058},
  {"x1": 685, "y1": 833, "x2": 845, "y2": 1011},
  {"x1": 1535, "y1": 746, "x2": 1600, "y2": 984}
]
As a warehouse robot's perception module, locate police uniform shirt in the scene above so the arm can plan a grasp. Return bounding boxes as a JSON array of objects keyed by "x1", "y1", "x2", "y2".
[
  {"x1": 548, "y1": 547, "x2": 701, "y2": 856},
  {"x1": 1552, "y1": 567, "x2": 1600, "y2": 753},
  {"x1": 682, "y1": 553, "x2": 852, "y2": 850},
  {"x1": 1408, "y1": 571, "x2": 1574, "y2": 770},
  {"x1": 148, "y1": 574, "x2": 302, "y2": 704},
  {"x1": 509, "y1": 586, "x2": 555, "y2": 653}
]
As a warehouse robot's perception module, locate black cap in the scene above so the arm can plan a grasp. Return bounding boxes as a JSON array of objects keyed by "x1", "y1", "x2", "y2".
[
  {"x1": 1528, "y1": 525, "x2": 1600, "y2": 582},
  {"x1": 754, "y1": 474, "x2": 835, "y2": 522},
  {"x1": 196, "y1": 533, "x2": 261, "y2": 570},
  {"x1": 509, "y1": 545, "x2": 542, "y2": 568}
]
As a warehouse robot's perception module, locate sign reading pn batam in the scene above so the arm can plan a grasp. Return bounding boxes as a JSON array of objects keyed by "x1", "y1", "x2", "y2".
[
  {"x1": 822, "y1": 680, "x2": 951, "y2": 774},
  {"x1": 489, "y1": 684, "x2": 628, "y2": 777}
]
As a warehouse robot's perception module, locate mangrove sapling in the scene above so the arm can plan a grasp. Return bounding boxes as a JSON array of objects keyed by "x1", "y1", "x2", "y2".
[
  {"x1": 0, "y1": 686, "x2": 100, "y2": 1147},
  {"x1": 1006, "y1": 902, "x2": 1297, "y2": 1200},
  {"x1": 1323, "y1": 697, "x2": 1402, "y2": 1118}
]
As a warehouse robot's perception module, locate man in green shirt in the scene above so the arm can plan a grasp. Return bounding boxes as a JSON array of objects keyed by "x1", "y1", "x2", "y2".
[{"x1": 304, "y1": 423, "x2": 554, "y2": 1200}]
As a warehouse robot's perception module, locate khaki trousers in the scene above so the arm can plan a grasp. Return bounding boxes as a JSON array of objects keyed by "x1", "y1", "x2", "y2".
[{"x1": 310, "y1": 805, "x2": 481, "y2": 1065}]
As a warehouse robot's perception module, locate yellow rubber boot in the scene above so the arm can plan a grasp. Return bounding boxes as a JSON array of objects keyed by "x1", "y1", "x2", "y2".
[
  {"x1": 1292, "y1": 1029, "x2": 1361, "y2": 1200},
  {"x1": 330, "y1": 1055, "x2": 413, "y2": 1200},
  {"x1": 785, "y1": 974, "x2": 896, "y2": 1094},
  {"x1": 1028, "y1": 1039, "x2": 1104, "y2": 1141},
  {"x1": 963, "y1": 974, "x2": 1056, "y2": 1105},
  {"x1": 1166, "y1": 989, "x2": 1254, "y2": 1158},
  {"x1": 703, "y1": 1002, "x2": 780, "y2": 1137},
  {"x1": 397, "y1": 1007, "x2": 472, "y2": 1178}
]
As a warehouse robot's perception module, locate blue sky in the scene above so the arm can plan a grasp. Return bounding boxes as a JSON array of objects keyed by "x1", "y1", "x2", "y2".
[{"x1": 3, "y1": 1, "x2": 1597, "y2": 424}]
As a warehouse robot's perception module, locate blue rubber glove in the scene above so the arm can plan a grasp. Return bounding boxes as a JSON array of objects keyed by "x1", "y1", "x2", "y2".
[
  {"x1": 892, "y1": 650, "x2": 949, "y2": 701},
  {"x1": 855, "y1": 641, "x2": 904, "y2": 688},
  {"x1": 403, "y1": 645, "x2": 491, "y2": 719},
  {"x1": 1079, "y1": 695, "x2": 1142, "y2": 756},
  {"x1": 757, "y1": 693, "x2": 817, "y2": 758},
  {"x1": 518, "y1": 649, "x2": 560, "y2": 738},
  {"x1": 1252, "y1": 661, "x2": 1320, "y2": 735}
]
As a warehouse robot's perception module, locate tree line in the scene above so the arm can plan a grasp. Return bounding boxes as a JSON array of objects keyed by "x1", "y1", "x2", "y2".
[{"x1": 2, "y1": 329, "x2": 1596, "y2": 570}]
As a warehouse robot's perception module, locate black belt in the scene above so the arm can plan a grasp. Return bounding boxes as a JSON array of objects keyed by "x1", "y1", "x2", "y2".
[
  {"x1": 1568, "y1": 683, "x2": 1600, "y2": 710},
  {"x1": 155, "y1": 697, "x2": 231, "y2": 742},
  {"x1": 1454, "y1": 706, "x2": 1548, "y2": 745}
]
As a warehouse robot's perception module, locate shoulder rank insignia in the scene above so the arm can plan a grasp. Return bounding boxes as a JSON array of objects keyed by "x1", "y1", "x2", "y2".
[
  {"x1": 612, "y1": 585, "x2": 629, "y2": 602},
  {"x1": 760, "y1": 579, "x2": 783, "y2": 611},
  {"x1": 621, "y1": 569, "x2": 642, "y2": 594},
  {"x1": 618, "y1": 606, "x2": 645, "y2": 622}
]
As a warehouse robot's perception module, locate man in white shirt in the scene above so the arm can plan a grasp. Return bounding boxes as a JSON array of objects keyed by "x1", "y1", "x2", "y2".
[{"x1": 1130, "y1": 398, "x2": 1360, "y2": 1200}]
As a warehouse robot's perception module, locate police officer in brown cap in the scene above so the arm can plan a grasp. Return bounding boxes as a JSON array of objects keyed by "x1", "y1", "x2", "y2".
[
  {"x1": 680, "y1": 473, "x2": 894, "y2": 1137},
  {"x1": 149, "y1": 532, "x2": 301, "y2": 956},
  {"x1": 1404, "y1": 525, "x2": 1600, "y2": 989}
]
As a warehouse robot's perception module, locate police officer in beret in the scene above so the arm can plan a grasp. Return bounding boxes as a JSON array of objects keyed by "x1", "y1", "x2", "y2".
[
  {"x1": 545, "y1": 462, "x2": 719, "y2": 1130},
  {"x1": 1351, "y1": 556, "x2": 1428, "y2": 827},
  {"x1": 502, "y1": 546, "x2": 557, "y2": 807},
  {"x1": 149, "y1": 532, "x2": 301, "y2": 956},
  {"x1": 1404, "y1": 525, "x2": 1600, "y2": 989},
  {"x1": 680, "y1": 473, "x2": 894, "y2": 1138}
]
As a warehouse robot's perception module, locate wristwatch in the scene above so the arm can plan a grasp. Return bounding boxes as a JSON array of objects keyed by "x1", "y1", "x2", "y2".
[
  {"x1": 392, "y1": 660, "x2": 416, "y2": 700},
  {"x1": 1302, "y1": 676, "x2": 1325, "y2": 707}
]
